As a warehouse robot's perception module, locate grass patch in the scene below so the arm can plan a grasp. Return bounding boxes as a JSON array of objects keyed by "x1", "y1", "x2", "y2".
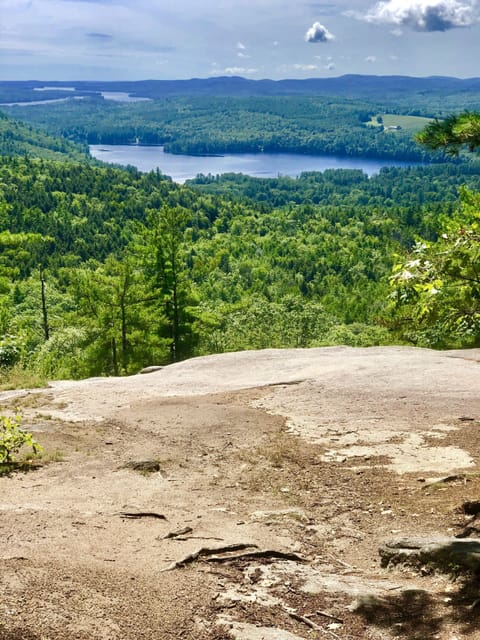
[
  {"x1": 0, "y1": 459, "x2": 43, "y2": 476},
  {"x1": 0, "y1": 449, "x2": 64, "y2": 476},
  {"x1": 247, "y1": 431, "x2": 316, "y2": 470},
  {"x1": 238, "y1": 429, "x2": 325, "y2": 500},
  {"x1": 367, "y1": 113, "x2": 434, "y2": 132},
  {"x1": 120, "y1": 458, "x2": 162, "y2": 475},
  {"x1": 0, "y1": 366, "x2": 48, "y2": 391},
  {"x1": 26, "y1": 448, "x2": 64, "y2": 464}
]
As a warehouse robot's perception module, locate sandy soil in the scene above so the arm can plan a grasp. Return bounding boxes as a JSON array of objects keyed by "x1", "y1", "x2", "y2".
[{"x1": 1, "y1": 346, "x2": 480, "y2": 640}]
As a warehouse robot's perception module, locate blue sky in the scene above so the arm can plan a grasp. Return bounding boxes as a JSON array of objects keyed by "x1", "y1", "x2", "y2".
[{"x1": 1, "y1": 0, "x2": 479, "y2": 80}]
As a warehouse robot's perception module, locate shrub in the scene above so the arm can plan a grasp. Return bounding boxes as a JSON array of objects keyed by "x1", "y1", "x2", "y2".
[
  {"x1": 0, "y1": 414, "x2": 42, "y2": 464},
  {"x1": 0, "y1": 335, "x2": 21, "y2": 369}
]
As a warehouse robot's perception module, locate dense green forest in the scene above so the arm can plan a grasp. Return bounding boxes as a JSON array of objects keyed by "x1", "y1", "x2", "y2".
[
  {"x1": 0, "y1": 111, "x2": 89, "y2": 161},
  {"x1": 1, "y1": 150, "x2": 480, "y2": 383},
  {"x1": 4, "y1": 95, "x2": 444, "y2": 161},
  {"x1": 1, "y1": 82, "x2": 480, "y2": 384},
  {"x1": 5, "y1": 76, "x2": 480, "y2": 163},
  {"x1": 2, "y1": 76, "x2": 480, "y2": 106}
]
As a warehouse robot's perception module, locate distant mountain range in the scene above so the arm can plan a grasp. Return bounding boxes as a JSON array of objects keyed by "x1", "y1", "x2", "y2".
[{"x1": 2, "y1": 75, "x2": 480, "y2": 101}]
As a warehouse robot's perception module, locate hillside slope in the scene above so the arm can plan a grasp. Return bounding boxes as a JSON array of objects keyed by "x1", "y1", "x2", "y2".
[
  {"x1": 2, "y1": 75, "x2": 480, "y2": 99},
  {"x1": 0, "y1": 110, "x2": 90, "y2": 160},
  {"x1": 1, "y1": 346, "x2": 479, "y2": 640}
]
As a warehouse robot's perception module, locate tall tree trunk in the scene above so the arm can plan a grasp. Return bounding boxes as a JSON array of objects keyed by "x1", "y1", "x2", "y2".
[{"x1": 111, "y1": 337, "x2": 119, "y2": 376}]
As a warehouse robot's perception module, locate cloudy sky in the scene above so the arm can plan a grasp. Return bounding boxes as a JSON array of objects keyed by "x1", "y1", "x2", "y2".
[{"x1": 1, "y1": 0, "x2": 479, "y2": 80}]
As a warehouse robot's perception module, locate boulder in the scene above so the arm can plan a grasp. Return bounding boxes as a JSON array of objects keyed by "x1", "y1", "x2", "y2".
[
  {"x1": 379, "y1": 536, "x2": 480, "y2": 574},
  {"x1": 139, "y1": 365, "x2": 164, "y2": 374}
]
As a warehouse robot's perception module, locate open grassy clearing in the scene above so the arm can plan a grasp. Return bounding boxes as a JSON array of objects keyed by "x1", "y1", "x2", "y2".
[{"x1": 367, "y1": 113, "x2": 434, "y2": 132}]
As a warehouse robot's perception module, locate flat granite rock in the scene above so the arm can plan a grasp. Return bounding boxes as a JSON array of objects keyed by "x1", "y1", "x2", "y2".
[
  {"x1": 379, "y1": 536, "x2": 480, "y2": 573},
  {"x1": 228, "y1": 622, "x2": 306, "y2": 640},
  {"x1": 139, "y1": 365, "x2": 164, "y2": 374}
]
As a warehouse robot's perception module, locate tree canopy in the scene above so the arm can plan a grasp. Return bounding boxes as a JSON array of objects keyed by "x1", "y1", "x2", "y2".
[
  {"x1": 416, "y1": 112, "x2": 480, "y2": 155},
  {"x1": 392, "y1": 113, "x2": 480, "y2": 347},
  {"x1": 2, "y1": 108, "x2": 480, "y2": 383}
]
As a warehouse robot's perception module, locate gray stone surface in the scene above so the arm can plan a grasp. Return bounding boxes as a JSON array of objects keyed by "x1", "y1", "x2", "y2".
[{"x1": 380, "y1": 536, "x2": 480, "y2": 573}]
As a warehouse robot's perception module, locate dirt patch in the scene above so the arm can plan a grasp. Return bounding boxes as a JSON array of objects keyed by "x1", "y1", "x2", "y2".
[{"x1": 1, "y1": 346, "x2": 480, "y2": 639}]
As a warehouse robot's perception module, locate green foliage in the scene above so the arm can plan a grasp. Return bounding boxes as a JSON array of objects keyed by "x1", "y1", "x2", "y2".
[
  {"x1": 0, "y1": 334, "x2": 21, "y2": 368},
  {"x1": 63, "y1": 255, "x2": 166, "y2": 375},
  {"x1": 314, "y1": 322, "x2": 394, "y2": 347},
  {"x1": 367, "y1": 113, "x2": 433, "y2": 133},
  {"x1": 5, "y1": 95, "x2": 442, "y2": 162},
  {"x1": 390, "y1": 189, "x2": 480, "y2": 347},
  {"x1": 197, "y1": 297, "x2": 335, "y2": 353},
  {"x1": 0, "y1": 156, "x2": 176, "y2": 270},
  {"x1": 0, "y1": 413, "x2": 42, "y2": 464},
  {"x1": 143, "y1": 205, "x2": 199, "y2": 362},
  {"x1": 2, "y1": 145, "x2": 480, "y2": 376},
  {"x1": 0, "y1": 231, "x2": 54, "y2": 279},
  {"x1": 0, "y1": 110, "x2": 89, "y2": 160},
  {"x1": 33, "y1": 326, "x2": 89, "y2": 378},
  {"x1": 390, "y1": 113, "x2": 480, "y2": 347},
  {"x1": 0, "y1": 365, "x2": 47, "y2": 391},
  {"x1": 416, "y1": 112, "x2": 480, "y2": 155}
]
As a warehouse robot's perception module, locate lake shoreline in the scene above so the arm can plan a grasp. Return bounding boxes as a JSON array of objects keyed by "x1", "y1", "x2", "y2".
[{"x1": 89, "y1": 143, "x2": 423, "y2": 183}]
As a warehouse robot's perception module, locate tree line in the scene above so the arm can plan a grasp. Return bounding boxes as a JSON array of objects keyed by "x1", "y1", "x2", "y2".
[
  {"x1": 5, "y1": 95, "x2": 446, "y2": 162},
  {"x1": 1, "y1": 141, "x2": 480, "y2": 383}
]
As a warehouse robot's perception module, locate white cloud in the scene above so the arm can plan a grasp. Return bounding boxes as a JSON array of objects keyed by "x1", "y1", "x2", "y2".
[
  {"x1": 365, "y1": 55, "x2": 377, "y2": 61},
  {"x1": 304, "y1": 21, "x2": 335, "y2": 42},
  {"x1": 325, "y1": 62, "x2": 336, "y2": 69},
  {"x1": 214, "y1": 66, "x2": 258, "y2": 75},
  {"x1": 2, "y1": 0, "x2": 480, "y2": 80},
  {"x1": 278, "y1": 63, "x2": 320, "y2": 72},
  {"x1": 293, "y1": 63, "x2": 320, "y2": 70},
  {"x1": 362, "y1": 0, "x2": 478, "y2": 31}
]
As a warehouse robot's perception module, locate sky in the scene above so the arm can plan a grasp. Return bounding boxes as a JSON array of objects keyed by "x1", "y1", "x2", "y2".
[{"x1": 1, "y1": 0, "x2": 479, "y2": 80}]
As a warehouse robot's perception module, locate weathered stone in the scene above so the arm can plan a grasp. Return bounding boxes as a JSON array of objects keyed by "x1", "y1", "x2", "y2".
[
  {"x1": 379, "y1": 536, "x2": 480, "y2": 573},
  {"x1": 139, "y1": 365, "x2": 164, "y2": 374}
]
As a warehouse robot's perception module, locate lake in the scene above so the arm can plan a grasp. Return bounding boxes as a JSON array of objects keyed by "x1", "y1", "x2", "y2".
[
  {"x1": 89, "y1": 144, "x2": 419, "y2": 183},
  {"x1": 99, "y1": 92, "x2": 151, "y2": 102},
  {"x1": 1, "y1": 97, "x2": 85, "y2": 107},
  {"x1": 1, "y1": 89, "x2": 150, "y2": 107}
]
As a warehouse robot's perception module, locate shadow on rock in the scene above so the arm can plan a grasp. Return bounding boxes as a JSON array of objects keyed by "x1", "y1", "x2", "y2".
[
  {"x1": 356, "y1": 575, "x2": 480, "y2": 639},
  {"x1": 355, "y1": 589, "x2": 441, "y2": 639},
  {"x1": 0, "y1": 461, "x2": 42, "y2": 477},
  {"x1": 449, "y1": 575, "x2": 480, "y2": 635}
]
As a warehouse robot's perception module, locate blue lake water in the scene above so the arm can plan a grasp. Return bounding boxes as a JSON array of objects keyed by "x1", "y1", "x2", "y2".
[
  {"x1": 1, "y1": 90, "x2": 150, "y2": 107},
  {"x1": 1, "y1": 97, "x2": 84, "y2": 107},
  {"x1": 99, "y1": 92, "x2": 151, "y2": 102},
  {"x1": 89, "y1": 144, "x2": 418, "y2": 183}
]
